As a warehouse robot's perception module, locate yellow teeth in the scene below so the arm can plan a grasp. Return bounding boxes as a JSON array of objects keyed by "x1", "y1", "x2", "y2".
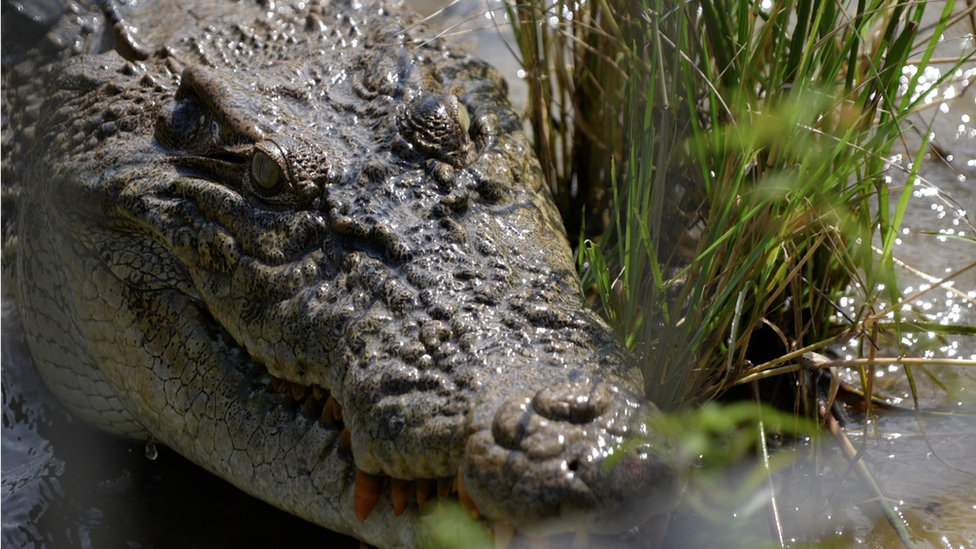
[
  {"x1": 354, "y1": 469, "x2": 384, "y2": 522},
  {"x1": 345, "y1": 464, "x2": 613, "y2": 549},
  {"x1": 493, "y1": 521, "x2": 515, "y2": 549},
  {"x1": 269, "y1": 376, "x2": 286, "y2": 394},
  {"x1": 321, "y1": 400, "x2": 334, "y2": 425},
  {"x1": 390, "y1": 478, "x2": 414, "y2": 516},
  {"x1": 348, "y1": 462, "x2": 482, "y2": 520},
  {"x1": 339, "y1": 428, "x2": 352, "y2": 452},
  {"x1": 322, "y1": 395, "x2": 343, "y2": 427},
  {"x1": 267, "y1": 377, "x2": 339, "y2": 425},
  {"x1": 456, "y1": 467, "x2": 480, "y2": 518}
]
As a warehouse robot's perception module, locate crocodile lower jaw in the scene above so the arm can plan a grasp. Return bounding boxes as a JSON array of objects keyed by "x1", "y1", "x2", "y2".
[{"x1": 264, "y1": 372, "x2": 674, "y2": 548}]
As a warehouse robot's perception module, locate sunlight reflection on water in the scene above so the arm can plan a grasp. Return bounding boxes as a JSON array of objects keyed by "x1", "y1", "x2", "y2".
[{"x1": 772, "y1": 14, "x2": 976, "y2": 542}]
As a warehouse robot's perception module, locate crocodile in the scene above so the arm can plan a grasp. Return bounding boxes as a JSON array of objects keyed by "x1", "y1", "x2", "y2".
[{"x1": 0, "y1": 0, "x2": 680, "y2": 546}]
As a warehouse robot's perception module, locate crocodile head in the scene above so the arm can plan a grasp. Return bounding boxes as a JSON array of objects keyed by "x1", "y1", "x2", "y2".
[{"x1": 7, "y1": 0, "x2": 680, "y2": 546}]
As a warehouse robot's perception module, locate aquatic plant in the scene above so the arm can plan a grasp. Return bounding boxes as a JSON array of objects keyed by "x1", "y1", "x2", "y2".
[{"x1": 503, "y1": 0, "x2": 975, "y2": 546}]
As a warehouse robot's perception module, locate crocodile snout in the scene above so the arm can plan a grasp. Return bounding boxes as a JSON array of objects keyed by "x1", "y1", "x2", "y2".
[{"x1": 463, "y1": 379, "x2": 680, "y2": 537}]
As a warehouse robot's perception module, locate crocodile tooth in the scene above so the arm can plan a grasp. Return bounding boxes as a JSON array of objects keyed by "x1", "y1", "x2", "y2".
[
  {"x1": 493, "y1": 521, "x2": 514, "y2": 549},
  {"x1": 390, "y1": 478, "x2": 413, "y2": 516},
  {"x1": 339, "y1": 429, "x2": 352, "y2": 452},
  {"x1": 269, "y1": 376, "x2": 286, "y2": 393},
  {"x1": 290, "y1": 383, "x2": 307, "y2": 401},
  {"x1": 456, "y1": 467, "x2": 480, "y2": 517},
  {"x1": 354, "y1": 469, "x2": 384, "y2": 522},
  {"x1": 416, "y1": 478, "x2": 434, "y2": 506},
  {"x1": 321, "y1": 398, "x2": 337, "y2": 426},
  {"x1": 311, "y1": 385, "x2": 326, "y2": 401},
  {"x1": 321, "y1": 396, "x2": 343, "y2": 427},
  {"x1": 436, "y1": 477, "x2": 453, "y2": 499},
  {"x1": 571, "y1": 530, "x2": 589, "y2": 548}
]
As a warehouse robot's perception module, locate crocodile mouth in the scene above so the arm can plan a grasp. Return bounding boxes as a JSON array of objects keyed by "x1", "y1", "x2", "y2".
[
  {"x1": 262, "y1": 372, "x2": 458, "y2": 517},
  {"x1": 261, "y1": 372, "x2": 678, "y2": 547}
]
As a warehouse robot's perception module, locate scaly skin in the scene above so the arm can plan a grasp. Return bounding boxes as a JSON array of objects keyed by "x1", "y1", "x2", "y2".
[{"x1": 1, "y1": 0, "x2": 680, "y2": 546}]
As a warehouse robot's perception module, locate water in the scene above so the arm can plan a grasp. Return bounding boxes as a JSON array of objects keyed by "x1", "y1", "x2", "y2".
[{"x1": 662, "y1": 4, "x2": 976, "y2": 545}]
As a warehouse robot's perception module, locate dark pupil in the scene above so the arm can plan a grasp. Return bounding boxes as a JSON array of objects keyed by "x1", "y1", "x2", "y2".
[{"x1": 252, "y1": 151, "x2": 280, "y2": 189}]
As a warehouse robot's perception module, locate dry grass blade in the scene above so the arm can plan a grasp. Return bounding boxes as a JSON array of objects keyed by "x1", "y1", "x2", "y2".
[{"x1": 823, "y1": 410, "x2": 919, "y2": 549}]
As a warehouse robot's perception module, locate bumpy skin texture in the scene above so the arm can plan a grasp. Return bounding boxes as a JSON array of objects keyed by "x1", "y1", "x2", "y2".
[{"x1": 1, "y1": 0, "x2": 679, "y2": 546}]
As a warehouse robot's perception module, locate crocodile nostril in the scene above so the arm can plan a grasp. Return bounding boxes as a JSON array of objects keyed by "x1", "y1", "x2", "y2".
[
  {"x1": 491, "y1": 393, "x2": 533, "y2": 449},
  {"x1": 532, "y1": 381, "x2": 612, "y2": 423}
]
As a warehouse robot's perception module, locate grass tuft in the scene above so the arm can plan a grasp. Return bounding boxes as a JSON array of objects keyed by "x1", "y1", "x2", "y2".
[
  {"x1": 506, "y1": 0, "x2": 974, "y2": 546},
  {"x1": 508, "y1": 0, "x2": 974, "y2": 407}
]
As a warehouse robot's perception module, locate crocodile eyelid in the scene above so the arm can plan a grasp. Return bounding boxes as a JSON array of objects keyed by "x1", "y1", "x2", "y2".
[
  {"x1": 457, "y1": 101, "x2": 470, "y2": 135},
  {"x1": 177, "y1": 65, "x2": 267, "y2": 143}
]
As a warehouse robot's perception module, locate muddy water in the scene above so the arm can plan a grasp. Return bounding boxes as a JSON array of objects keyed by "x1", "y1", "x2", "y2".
[
  {"x1": 668, "y1": 9, "x2": 976, "y2": 547},
  {"x1": 826, "y1": 11, "x2": 976, "y2": 547}
]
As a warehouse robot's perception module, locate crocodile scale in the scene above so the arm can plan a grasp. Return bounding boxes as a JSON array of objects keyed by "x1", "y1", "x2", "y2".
[{"x1": 1, "y1": 0, "x2": 680, "y2": 547}]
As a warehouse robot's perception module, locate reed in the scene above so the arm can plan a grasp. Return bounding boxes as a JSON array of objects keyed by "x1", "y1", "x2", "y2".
[
  {"x1": 505, "y1": 0, "x2": 974, "y2": 546},
  {"x1": 508, "y1": 0, "x2": 973, "y2": 407}
]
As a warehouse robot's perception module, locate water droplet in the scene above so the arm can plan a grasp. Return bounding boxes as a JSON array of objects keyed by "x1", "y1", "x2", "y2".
[{"x1": 145, "y1": 439, "x2": 158, "y2": 461}]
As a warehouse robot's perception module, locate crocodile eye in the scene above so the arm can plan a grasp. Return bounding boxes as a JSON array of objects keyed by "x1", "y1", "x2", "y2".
[
  {"x1": 250, "y1": 141, "x2": 291, "y2": 195},
  {"x1": 252, "y1": 150, "x2": 281, "y2": 190}
]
